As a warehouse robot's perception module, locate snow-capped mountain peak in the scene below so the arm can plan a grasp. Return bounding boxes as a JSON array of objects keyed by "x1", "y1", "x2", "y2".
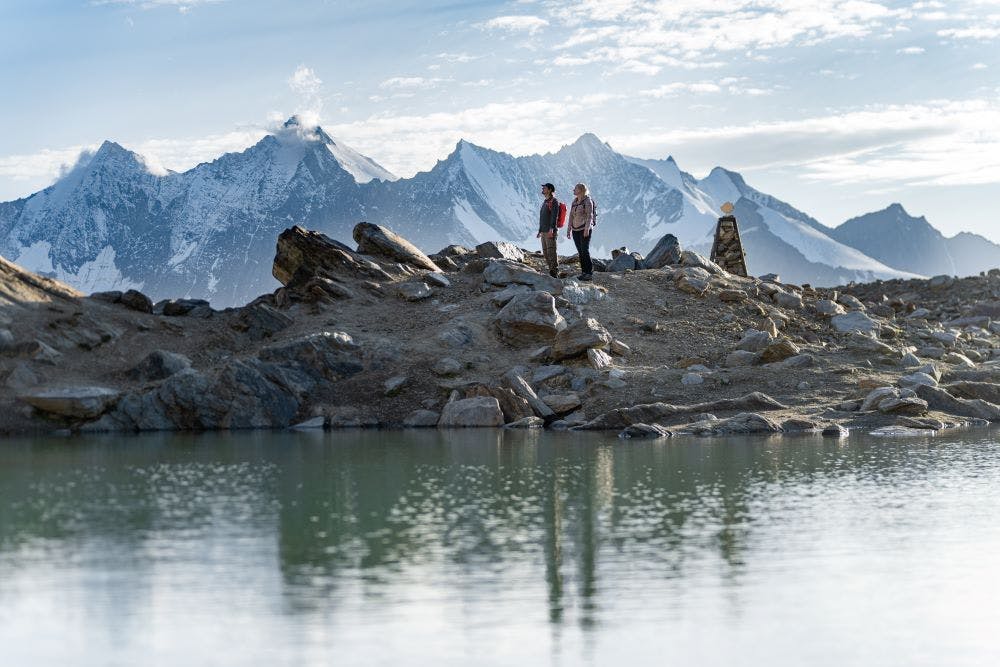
[{"x1": 279, "y1": 115, "x2": 397, "y2": 184}]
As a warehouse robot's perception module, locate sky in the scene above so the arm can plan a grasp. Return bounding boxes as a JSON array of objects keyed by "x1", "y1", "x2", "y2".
[{"x1": 1, "y1": 0, "x2": 999, "y2": 240}]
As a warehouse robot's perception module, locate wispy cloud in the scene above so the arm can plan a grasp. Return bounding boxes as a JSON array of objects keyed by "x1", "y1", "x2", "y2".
[
  {"x1": 536, "y1": 0, "x2": 909, "y2": 72},
  {"x1": 379, "y1": 76, "x2": 447, "y2": 90},
  {"x1": 478, "y1": 15, "x2": 549, "y2": 34},
  {"x1": 608, "y1": 98, "x2": 1000, "y2": 189}
]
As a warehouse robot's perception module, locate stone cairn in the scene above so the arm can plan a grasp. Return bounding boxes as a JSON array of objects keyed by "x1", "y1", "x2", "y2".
[{"x1": 710, "y1": 202, "x2": 749, "y2": 277}]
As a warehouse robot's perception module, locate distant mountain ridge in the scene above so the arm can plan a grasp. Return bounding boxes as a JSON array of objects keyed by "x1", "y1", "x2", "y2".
[
  {"x1": 830, "y1": 203, "x2": 1000, "y2": 277},
  {"x1": 2, "y1": 118, "x2": 989, "y2": 307}
]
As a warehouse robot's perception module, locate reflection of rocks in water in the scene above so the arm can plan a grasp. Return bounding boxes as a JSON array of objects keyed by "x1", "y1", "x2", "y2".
[{"x1": 271, "y1": 431, "x2": 800, "y2": 623}]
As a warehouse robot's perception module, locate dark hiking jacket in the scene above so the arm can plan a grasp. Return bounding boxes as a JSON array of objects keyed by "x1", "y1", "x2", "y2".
[{"x1": 539, "y1": 196, "x2": 559, "y2": 233}]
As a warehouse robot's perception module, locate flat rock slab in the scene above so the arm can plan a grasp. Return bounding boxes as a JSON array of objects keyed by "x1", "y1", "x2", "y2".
[
  {"x1": 576, "y1": 392, "x2": 787, "y2": 430},
  {"x1": 20, "y1": 386, "x2": 121, "y2": 419}
]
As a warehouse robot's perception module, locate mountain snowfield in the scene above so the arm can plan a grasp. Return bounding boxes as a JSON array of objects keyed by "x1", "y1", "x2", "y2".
[{"x1": 2, "y1": 117, "x2": 989, "y2": 307}]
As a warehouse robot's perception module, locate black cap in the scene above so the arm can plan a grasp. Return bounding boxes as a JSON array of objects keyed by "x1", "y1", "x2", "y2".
[{"x1": 542, "y1": 182, "x2": 555, "y2": 192}]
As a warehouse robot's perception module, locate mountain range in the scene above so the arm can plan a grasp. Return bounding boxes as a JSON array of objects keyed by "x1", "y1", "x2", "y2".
[{"x1": 1, "y1": 116, "x2": 997, "y2": 307}]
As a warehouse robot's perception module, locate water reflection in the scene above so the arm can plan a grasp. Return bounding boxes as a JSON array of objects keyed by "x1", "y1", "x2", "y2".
[{"x1": 1, "y1": 429, "x2": 999, "y2": 665}]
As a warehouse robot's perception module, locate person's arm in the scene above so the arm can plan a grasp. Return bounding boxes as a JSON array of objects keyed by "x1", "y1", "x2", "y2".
[
  {"x1": 548, "y1": 200, "x2": 558, "y2": 237},
  {"x1": 583, "y1": 198, "x2": 594, "y2": 236}
]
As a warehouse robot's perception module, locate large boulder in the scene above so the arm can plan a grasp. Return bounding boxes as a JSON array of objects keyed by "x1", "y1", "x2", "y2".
[
  {"x1": 680, "y1": 250, "x2": 725, "y2": 275},
  {"x1": 483, "y1": 259, "x2": 562, "y2": 294},
  {"x1": 273, "y1": 226, "x2": 392, "y2": 287},
  {"x1": 607, "y1": 253, "x2": 639, "y2": 272},
  {"x1": 468, "y1": 386, "x2": 534, "y2": 423},
  {"x1": 231, "y1": 303, "x2": 293, "y2": 341},
  {"x1": 353, "y1": 222, "x2": 441, "y2": 272},
  {"x1": 127, "y1": 350, "x2": 193, "y2": 382},
  {"x1": 494, "y1": 291, "x2": 567, "y2": 345},
  {"x1": 501, "y1": 370, "x2": 556, "y2": 419},
  {"x1": 642, "y1": 234, "x2": 682, "y2": 269},
  {"x1": 20, "y1": 386, "x2": 121, "y2": 419},
  {"x1": 120, "y1": 289, "x2": 154, "y2": 314},
  {"x1": 551, "y1": 318, "x2": 612, "y2": 360},
  {"x1": 476, "y1": 241, "x2": 524, "y2": 263},
  {"x1": 438, "y1": 397, "x2": 504, "y2": 427}
]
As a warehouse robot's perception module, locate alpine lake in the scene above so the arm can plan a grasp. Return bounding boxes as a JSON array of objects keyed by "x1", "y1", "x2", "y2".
[{"x1": 2, "y1": 428, "x2": 999, "y2": 666}]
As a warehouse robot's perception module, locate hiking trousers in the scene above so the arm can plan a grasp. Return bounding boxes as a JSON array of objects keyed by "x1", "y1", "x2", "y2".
[
  {"x1": 572, "y1": 229, "x2": 593, "y2": 275},
  {"x1": 540, "y1": 233, "x2": 558, "y2": 273}
]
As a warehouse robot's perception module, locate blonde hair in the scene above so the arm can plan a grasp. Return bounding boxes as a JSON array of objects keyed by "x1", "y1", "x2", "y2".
[{"x1": 574, "y1": 183, "x2": 589, "y2": 196}]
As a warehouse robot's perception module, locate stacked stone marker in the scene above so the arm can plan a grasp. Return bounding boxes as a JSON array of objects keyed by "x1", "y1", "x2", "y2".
[{"x1": 710, "y1": 202, "x2": 749, "y2": 277}]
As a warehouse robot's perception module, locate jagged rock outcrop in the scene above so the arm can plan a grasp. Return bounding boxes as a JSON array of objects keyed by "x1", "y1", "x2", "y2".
[
  {"x1": 642, "y1": 234, "x2": 682, "y2": 269},
  {"x1": 353, "y1": 222, "x2": 441, "y2": 272},
  {"x1": 273, "y1": 225, "x2": 392, "y2": 288}
]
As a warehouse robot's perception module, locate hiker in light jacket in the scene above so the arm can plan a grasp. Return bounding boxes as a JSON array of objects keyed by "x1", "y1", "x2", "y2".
[
  {"x1": 567, "y1": 183, "x2": 595, "y2": 281},
  {"x1": 537, "y1": 182, "x2": 560, "y2": 277}
]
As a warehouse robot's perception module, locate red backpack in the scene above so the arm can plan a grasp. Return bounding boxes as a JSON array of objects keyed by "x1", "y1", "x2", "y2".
[{"x1": 556, "y1": 201, "x2": 568, "y2": 228}]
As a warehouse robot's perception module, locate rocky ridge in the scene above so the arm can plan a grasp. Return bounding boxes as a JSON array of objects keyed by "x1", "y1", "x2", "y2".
[{"x1": 3, "y1": 222, "x2": 1000, "y2": 439}]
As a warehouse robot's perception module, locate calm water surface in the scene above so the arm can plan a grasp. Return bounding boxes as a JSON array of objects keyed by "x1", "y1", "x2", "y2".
[{"x1": 1, "y1": 429, "x2": 999, "y2": 666}]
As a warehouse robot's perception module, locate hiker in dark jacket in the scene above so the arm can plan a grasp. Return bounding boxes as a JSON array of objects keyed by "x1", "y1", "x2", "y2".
[
  {"x1": 567, "y1": 183, "x2": 595, "y2": 280},
  {"x1": 537, "y1": 182, "x2": 560, "y2": 277}
]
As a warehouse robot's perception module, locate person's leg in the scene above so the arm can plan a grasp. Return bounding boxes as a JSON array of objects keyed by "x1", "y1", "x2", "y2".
[
  {"x1": 580, "y1": 232, "x2": 593, "y2": 275},
  {"x1": 572, "y1": 231, "x2": 586, "y2": 277},
  {"x1": 542, "y1": 234, "x2": 558, "y2": 275}
]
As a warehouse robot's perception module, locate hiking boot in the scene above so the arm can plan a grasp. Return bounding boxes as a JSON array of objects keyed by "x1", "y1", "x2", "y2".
[
  {"x1": 577, "y1": 273, "x2": 593, "y2": 281},
  {"x1": 549, "y1": 269, "x2": 559, "y2": 278}
]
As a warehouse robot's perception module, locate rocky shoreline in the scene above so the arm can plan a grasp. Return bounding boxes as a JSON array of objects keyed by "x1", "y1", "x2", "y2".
[{"x1": 2, "y1": 222, "x2": 1000, "y2": 440}]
